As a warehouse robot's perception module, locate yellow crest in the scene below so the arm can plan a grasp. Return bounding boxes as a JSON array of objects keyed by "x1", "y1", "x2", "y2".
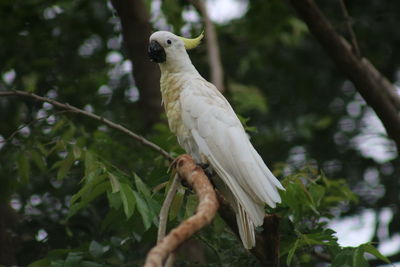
[{"x1": 178, "y1": 31, "x2": 204, "y2": 50}]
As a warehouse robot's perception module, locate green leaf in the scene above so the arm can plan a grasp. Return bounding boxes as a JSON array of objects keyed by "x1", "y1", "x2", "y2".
[
  {"x1": 31, "y1": 150, "x2": 46, "y2": 171},
  {"x1": 23, "y1": 73, "x2": 38, "y2": 92},
  {"x1": 361, "y1": 243, "x2": 390, "y2": 263},
  {"x1": 17, "y1": 152, "x2": 30, "y2": 183},
  {"x1": 51, "y1": 119, "x2": 66, "y2": 134},
  {"x1": 133, "y1": 191, "x2": 152, "y2": 230},
  {"x1": 57, "y1": 150, "x2": 75, "y2": 180},
  {"x1": 68, "y1": 181, "x2": 108, "y2": 218},
  {"x1": 144, "y1": 197, "x2": 160, "y2": 225},
  {"x1": 62, "y1": 123, "x2": 76, "y2": 143},
  {"x1": 64, "y1": 252, "x2": 83, "y2": 267},
  {"x1": 27, "y1": 259, "x2": 51, "y2": 267},
  {"x1": 287, "y1": 239, "x2": 299, "y2": 266},
  {"x1": 80, "y1": 261, "x2": 105, "y2": 267},
  {"x1": 332, "y1": 249, "x2": 353, "y2": 267},
  {"x1": 89, "y1": 240, "x2": 104, "y2": 258},
  {"x1": 353, "y1": 247, "x2": 369, "y2": 267},
  {"x1": 119, "y1": 183, "x2": 136, "y2": 219},
  {"x1": 107, "y1": 190, "x2": 122, "y2": 210},
  {"x1": 184, "y1": 194, "x2": 198, "y2": 219},
  {"x1": 50, "y1": 261, "x2": 64, "y2": 267},
  {"x1": 84, "y1": 151, "x2": 97, "y2": 177},
  {"x1": 169, "y1": 189, "x2": 184, "y2": 221},
  {"x1": 70, "y1": 172, "x2": 107, "y2": 206},
  {"x1": 72, "y1": 145, "x2": 82, "y2": 159},
  {"x1": 108, "y1": 173, "x2": 121, "y2": 193},
  {"x1": 212, "y1": 214, "x2": 226, "y2": 235},
  {"x1": 309, "y1": 184, "x2": 325, "y2": 207},
  {"x1": 230, "y1": 82, "x2": 268, "y2": 114},
  {"x1": 134, "y1": 174, "x2": 151, "y2": 199}
]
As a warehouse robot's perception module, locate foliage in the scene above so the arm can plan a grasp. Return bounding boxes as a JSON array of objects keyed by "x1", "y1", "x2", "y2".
[
  {"x1": 0, "y1": 0, "x2": 399, "y2": 266},
  {"x1": 273, "y1": 167, "x2": 389, "y2": 266}
]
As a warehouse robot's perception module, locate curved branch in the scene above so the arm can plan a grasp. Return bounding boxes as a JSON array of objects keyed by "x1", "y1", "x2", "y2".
[
  {"x1": 190, "y1": 0, "x2": 225, "y2": 92},
  {"x1": 0, "y1": 90, "x2": 173, "y2": 161},
  {"x1": 288, "y1": 0, "x2": 400, "y2": 151},
  {"x1": 144, "y1": 154, "x2": 219, "y2": 267}
]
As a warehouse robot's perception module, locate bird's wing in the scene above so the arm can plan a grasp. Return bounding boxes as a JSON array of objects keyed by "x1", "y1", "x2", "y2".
[{"x1": 180, "y1": 79, "x2": 283, "y2": 226}]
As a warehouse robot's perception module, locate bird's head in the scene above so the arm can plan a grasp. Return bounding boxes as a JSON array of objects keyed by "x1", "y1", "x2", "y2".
[{"x1": 148, "y1": 31, "x2": 203, "y2": 65}]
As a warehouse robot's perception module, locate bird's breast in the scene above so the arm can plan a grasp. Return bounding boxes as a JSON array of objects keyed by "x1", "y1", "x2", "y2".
[{"x1": 160, "y1": 73, "x2": 187, "y2": 137}]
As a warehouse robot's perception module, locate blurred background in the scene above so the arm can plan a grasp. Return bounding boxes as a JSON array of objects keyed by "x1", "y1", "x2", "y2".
[{"x1": 0, "y1": 0, "x2": 399, "y2": 266}]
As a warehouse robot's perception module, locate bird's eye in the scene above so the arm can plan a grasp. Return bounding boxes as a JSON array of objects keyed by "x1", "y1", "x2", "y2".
[{"x1": 166, "y1": 39, "x2": 172, "y2": 45}]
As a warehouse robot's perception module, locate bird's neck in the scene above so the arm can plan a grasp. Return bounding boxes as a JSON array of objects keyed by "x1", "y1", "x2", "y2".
[{"x1": 159, "y1": 51, "x2": 198, "y2": 74}]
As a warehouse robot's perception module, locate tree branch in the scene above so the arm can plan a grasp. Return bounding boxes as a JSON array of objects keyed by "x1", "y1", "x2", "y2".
[
  {"x1": 338, "y1": 0, "x2": 360, "y2": 57},
  {"x1": 288, "y1": 0, "x2": 400, "y2": 151},
  {"x1": 189, "y1": 0, "x2": 225, "y2": 92},
  {"x1": 0, "y1": 90, "x2": 173, "y2": 161},
  {"x1": 144, "y1": 155, "x2": 219, "y2": 267}
]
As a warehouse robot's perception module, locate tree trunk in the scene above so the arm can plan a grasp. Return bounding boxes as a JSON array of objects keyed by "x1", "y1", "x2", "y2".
[{"x1": 111, "y1": 0, "x2": 162, "y2": 125}]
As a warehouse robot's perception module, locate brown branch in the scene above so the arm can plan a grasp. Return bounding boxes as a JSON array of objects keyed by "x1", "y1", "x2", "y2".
[
  {"x1": 110, "y1": 0, "x2": 162, "y2": 125},
  {"x1": 216, "y1": 192, "x2": 281, "y2": 267},
  {"x1": 189, "y1": 0, "x2": 225, "y2": 92},
  {"x1": 288, "y1": 0, "x2": 400, "y2": 151},
  {"x1": 0, "y1": 90, "x2": 173, "y2": 161},
  {"x1": 144, "y1": 154, "x2": 219, "y2": 267},
  {"x1": 338, "y1": 0, "x2": 360, "y2": 57}
]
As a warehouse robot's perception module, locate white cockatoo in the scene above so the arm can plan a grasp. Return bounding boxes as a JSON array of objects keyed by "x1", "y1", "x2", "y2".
[{"x1": 148, "y1": 31, "x2": 284, "y2": 249}]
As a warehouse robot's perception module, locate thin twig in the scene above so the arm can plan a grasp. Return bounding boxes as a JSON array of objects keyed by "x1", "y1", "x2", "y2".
[
  {"x1": 144, "y1": 154, "x2": 219, "y2": 267},
  {"x1": 158, "y1": 174, "x2": 181, "y2": 266},
  {"x1": 157, "y1": 173, "x2": 181, "y2": 242},
  {"x1": 0, "y1": 90, "x2": 173, "y2": 161},
  {"x1": 338, "y1": 0, "x2": 360, "y2": 57}
]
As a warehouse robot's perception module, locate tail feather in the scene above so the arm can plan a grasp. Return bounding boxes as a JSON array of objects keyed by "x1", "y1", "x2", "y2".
[{"x1": 236, "y1": 202, "x2": 256, "y2": 249}]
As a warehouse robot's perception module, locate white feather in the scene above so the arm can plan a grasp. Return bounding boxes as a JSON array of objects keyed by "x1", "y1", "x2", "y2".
[{"x1": 179, "y1": 79, "x2": 284, "y2": 248}]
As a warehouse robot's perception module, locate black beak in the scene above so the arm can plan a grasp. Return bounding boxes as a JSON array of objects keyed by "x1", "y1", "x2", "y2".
[{"x1": 148, "y1": 40, "x2": 166, "y2": 63}]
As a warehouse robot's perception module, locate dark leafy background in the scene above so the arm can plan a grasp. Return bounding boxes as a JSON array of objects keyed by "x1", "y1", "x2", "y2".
[{"x1": 0, "y1": 0, "x2": 398, "y2": 266}]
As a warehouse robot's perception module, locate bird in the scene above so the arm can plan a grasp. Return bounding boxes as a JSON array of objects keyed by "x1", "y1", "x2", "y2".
[{"x1": 148, "y1": 30, "x2": 284, "y2": 249}]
